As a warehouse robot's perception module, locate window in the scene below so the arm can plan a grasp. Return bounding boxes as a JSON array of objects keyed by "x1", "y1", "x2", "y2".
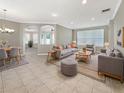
[
  {"x1": 33, "y1": 33, "x2": 38, "y2": 44},
  {"x1": 25, "y1": 33, "x2": 30, "y2": 44},
  {"x1": 40, "y1": 31, "x2": 55, "y2": 45},
  {"x1": 77, "y1": 29, "x2": 104, "y2": 47}
]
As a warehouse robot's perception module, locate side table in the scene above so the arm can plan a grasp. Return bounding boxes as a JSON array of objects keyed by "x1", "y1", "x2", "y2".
[{"x1": 47, "y1": 50, "x2": 57, "y2": 62}]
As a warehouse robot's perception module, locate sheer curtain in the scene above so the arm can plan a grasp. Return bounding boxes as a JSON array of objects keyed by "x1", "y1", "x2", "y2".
[{"x1": 77, "y1": 29, "x2": 104, "y2": 47}]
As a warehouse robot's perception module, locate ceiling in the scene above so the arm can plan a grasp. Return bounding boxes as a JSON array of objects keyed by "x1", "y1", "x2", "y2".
[{"x1": 0, "y1": 0, "x2": 121, "y2": 29}]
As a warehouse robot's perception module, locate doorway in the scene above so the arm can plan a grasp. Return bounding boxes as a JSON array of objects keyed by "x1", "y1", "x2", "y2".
[
  {"x1": 24, "y1": 25, "x2": 38, "y2": 54},
  {"x1": 38, "y1": 25, "x2": 55, "y2": 54}
]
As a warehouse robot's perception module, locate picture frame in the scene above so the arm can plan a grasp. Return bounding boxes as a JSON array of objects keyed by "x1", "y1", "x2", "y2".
[{"x1": 117, "y1": 27, "x2": 124, "y2": 47}]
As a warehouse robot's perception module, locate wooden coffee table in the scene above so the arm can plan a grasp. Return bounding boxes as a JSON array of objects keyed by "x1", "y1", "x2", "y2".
[{"x1": 75, "y1": 51, "x2": 92, "y2": 63}]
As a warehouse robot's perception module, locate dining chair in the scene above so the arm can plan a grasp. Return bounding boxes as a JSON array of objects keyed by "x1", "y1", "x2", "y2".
[
  {"x1": 0, "y1": 49, "x2": 8, "y2": 65},
  {"x1": 9, "y1": 48, "x2": 20, "y2": 64},
  {"x1": 0, "y1": 45, "x2": 3, "y2": 48},
  {"x1": 18, "y1": 48, "x2": 23, "y2": 60}
]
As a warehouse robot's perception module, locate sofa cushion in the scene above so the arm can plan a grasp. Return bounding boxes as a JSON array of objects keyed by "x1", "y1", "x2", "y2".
[
  {"x1": 113, "y1": 49, "x2": 123, "y2": 58},
  {"x1": 71, "y1": 48, "x2": 78, "y2": 52},
  {"x1": 62, "y1": 45, "x2": 67, "y2": 49},
  {"x1": 107, "y1": 49, "x2": 123, "y2": 58},
  {"x1": 61, "y1": 49, "x2": 72, "y2": 55}
]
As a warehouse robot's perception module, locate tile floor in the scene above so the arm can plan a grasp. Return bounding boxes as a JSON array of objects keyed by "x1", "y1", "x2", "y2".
[{"x1": 0, "y1": 48, "x2": 124, "y2": 93}]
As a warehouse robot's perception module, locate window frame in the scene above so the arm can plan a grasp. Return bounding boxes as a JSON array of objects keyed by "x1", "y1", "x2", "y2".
[
  {"x1": 40, "y1": 31, "x2": 55, "y2": 45},
  {"x1": 77, "y1": 29, "x2": 105, "y2": 47}
]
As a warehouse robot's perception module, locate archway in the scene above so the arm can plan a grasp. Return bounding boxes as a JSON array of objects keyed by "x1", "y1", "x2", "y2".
[
  {"x1": 24, "y1": 25, "x2": 39, "y2": 53},
  {"x1": 38, "y1": 25, "x2": 55, "y2": 54}
]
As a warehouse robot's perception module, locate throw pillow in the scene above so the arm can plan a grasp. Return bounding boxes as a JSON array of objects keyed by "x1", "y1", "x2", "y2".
[
  {"x1": 63, "y1": 45, "x2": 67, "y2": 49},
  {"x1": 109, "y1": 52, "x2": 115, "y2": 57},
  {"x1": 56, "y1": 45, "x2": 63, "y2": 50},
  {"x1": 67, "y1": 44, "x2": 71, "y2": 48},
  {"x1": 114, "y1": 49, "x2": 123, "y2": 58},
  {"x1": 71, "y1": 43, "x2": 77, "y2": 48}
]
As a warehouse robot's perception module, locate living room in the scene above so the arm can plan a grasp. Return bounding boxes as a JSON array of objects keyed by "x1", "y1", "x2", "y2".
[{"x1": 0, "y1": 0, "x2": 124, "y2": 93}]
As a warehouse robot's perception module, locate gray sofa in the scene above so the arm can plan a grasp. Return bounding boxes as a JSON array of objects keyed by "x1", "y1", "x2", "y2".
[
  {"x1": 56, "y1": 48, "x2": 78, "y2": 59},
  {"x1": 98, "y1": 50, "x2": 124, "y2": 82}
]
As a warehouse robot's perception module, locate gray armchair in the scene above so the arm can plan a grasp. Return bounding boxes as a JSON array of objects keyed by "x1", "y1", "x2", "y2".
[
  {"x1": 98, "y1": 55, "x2": 124, "y2": 82},
  {"x1": 86, "y1": 44, "x2": 95, "y2": 54}
]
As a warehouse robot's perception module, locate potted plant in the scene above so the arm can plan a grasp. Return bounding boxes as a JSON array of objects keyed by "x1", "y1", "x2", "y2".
[{"x1": 28, "y1": 40, "x2": 33, "y2": 48}]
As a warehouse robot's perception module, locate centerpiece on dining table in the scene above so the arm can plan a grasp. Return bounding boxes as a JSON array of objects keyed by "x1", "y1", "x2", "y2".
[{"x1": 1, "y1": 40, "x2": 8, "y2": 48}]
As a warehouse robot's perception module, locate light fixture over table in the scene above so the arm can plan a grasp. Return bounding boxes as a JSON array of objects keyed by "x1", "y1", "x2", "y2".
[{"x1": 0, "y1": 9, "x2": 15, "y2": 33}]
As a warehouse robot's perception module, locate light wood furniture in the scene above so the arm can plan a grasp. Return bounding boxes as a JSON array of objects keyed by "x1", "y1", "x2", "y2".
[
  {"x1": 4, "y1": 48, "x2": 11, "y2": 51},
  {"x1": 0, "y1": 48, "x2": 22, "y2": 65},
  {"x1": 75, "y1": 50, "x2": 91, "y2": 63},
  {"x1": 47, "y1": 50, "x2": 57, "y2": 62},
  {"x1": 4, "y1": 48, "x2": 22, "y2": 59}
]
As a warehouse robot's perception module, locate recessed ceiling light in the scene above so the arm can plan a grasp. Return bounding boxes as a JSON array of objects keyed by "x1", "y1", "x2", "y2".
[
  {"x1": 52, "y1": 13, "x2": 58, "y2": 17},
  {"x1": 91, "y1": 17, "x2": 95, "y2": 21},
  {"x1": 82, "y1": 0, "x2": 87, "y2": 5}
]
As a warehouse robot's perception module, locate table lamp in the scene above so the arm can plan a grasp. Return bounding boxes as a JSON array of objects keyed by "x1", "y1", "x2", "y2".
[{"x1": 104, "y1": 42, "x2": 109, "y2": 49}]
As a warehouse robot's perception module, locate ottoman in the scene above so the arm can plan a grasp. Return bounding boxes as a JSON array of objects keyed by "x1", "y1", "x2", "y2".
[{"x1": 61, "y1": 59, "x2": 78, "y2": 76}]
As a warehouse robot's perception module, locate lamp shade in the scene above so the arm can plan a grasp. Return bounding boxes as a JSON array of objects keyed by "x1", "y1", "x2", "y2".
[
  {"x1": 104, "y1": 42, "x2": 109, "y2": 48},
  {"x1": 72, "y1": 41, "x2": 76, "y2": 43}
]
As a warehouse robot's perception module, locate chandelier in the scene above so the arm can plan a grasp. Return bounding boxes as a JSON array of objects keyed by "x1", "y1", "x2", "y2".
[{"x1": 0, "y1": 9, "x2": 15, "y2": 33}]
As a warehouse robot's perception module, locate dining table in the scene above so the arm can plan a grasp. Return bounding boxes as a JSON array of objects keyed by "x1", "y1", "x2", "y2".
[{"x1": 4, "y1": 48, "x2": 12, "y2": 52}]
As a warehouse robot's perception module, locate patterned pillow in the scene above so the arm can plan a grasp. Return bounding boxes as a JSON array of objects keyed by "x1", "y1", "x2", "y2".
[
  {"x1": 113, "y1": 49, "x2": 123, "y2": 58},
  {"x1": 109, "y1": 52, "x2": 115, "y2": 57}
]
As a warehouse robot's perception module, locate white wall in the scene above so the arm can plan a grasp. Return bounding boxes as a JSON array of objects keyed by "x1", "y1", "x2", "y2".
[
  {"x1": 56, "y1": 24, "x2": 72, "y2": 45},
  {"x1": 113, "y1": 0, "x2": 124, "y2": 54},
  {"x1": 0, "y1": 19, "x2": 21, "y2": 47},
  {"x1": 108, "y1": 20, "x2": 114, "y2": 49}
]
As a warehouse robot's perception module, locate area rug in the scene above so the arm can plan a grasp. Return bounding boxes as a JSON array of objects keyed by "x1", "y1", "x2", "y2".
[
  {"x1": 0, "y1": 58, "x2": 29, "y2": 71},
  {"x1": 52, "y1": 54, "x2": 106, "y2": 82}
]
